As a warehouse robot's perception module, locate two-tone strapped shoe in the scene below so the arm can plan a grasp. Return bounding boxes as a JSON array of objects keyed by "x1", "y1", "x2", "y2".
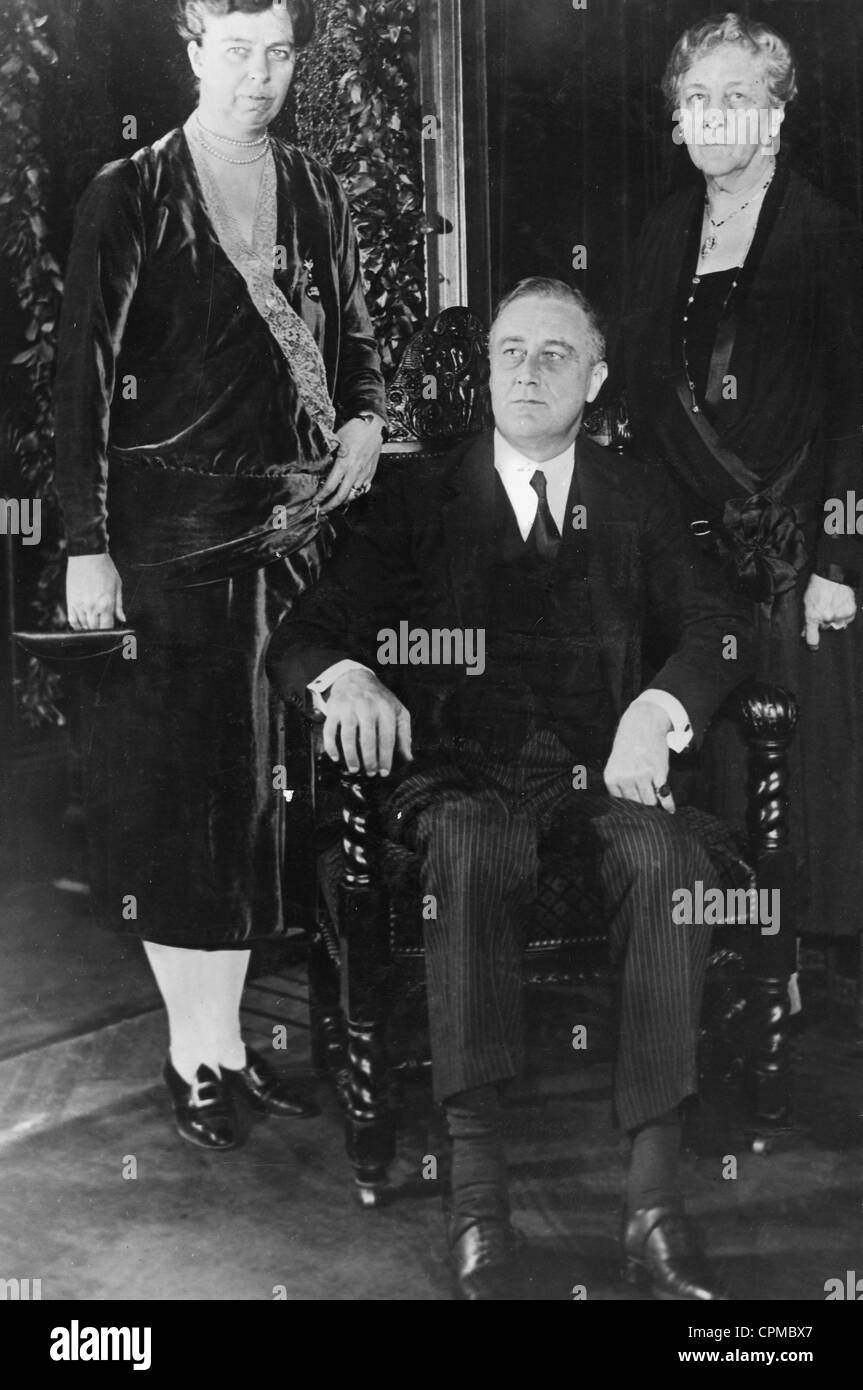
[
  {"x1": 162, "y1": 1058, "x2": 237, "y2": 1151},
  {"x1": 221, "y1": 1047, "x2": 320, "y2": 1118}
]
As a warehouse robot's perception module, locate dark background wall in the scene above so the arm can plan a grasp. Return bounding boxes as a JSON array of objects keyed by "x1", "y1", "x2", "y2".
[{"x1": 484, "y1": 0, "x2": 863, "y2": 326}]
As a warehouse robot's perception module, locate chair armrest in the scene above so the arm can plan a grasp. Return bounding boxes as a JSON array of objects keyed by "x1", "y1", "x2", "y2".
[
  {"x1": 302, "y1": 690, "x2": 387, "y2": 896},
  {"x1": 337, "y1": 769, "x2": 382, "y2": 891}
]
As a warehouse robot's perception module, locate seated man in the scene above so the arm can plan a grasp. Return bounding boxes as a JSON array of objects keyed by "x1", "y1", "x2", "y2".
[{"x1": 267, "y1": 277, "x2": 753, "y2": 1301}]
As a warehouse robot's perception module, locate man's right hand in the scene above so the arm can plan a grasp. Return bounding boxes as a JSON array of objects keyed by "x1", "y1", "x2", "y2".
[
  {"x1": 323, "y1": 669, "x2": 412, "y2": 776},
  {"x1": 66, "y1": 553, "x2": 126, "y2": 631}
]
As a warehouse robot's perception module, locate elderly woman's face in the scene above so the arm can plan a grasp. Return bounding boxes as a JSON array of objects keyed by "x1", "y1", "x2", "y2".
[
  {"x1": 188, "y1": 6, "x2": 297, "y2": 135},
  {"x1": 676, "y1": 45, "x2": 781, "y2": 181}
]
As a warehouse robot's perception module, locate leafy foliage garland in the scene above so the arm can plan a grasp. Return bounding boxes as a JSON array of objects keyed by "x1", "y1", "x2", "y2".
[
  {"x1": 0, "y1": 3, "x2": 65, "y2": 724},
  {"x1": 290, "y1": 0, "x2": 427, "y2": 375}
]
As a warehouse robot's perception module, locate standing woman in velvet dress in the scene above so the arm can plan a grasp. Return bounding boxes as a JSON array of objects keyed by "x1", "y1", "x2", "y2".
[
  {"x1": 618, "y1": 13, "x2": 863, "y2": 943},
  {"x1": 53, "y1": 0, "x2": 387, "y2": 1148}
]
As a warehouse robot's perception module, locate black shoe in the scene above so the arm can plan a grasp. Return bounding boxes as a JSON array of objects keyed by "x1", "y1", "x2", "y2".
[
  {"x1": 623, "y1": 1206, "x2": 729, "y2": 1301},
  {"x1": 448, "y1": 1219, "x2": 525, "y2": 1301},
  {"x1": 162, "y1": 1059, "x2": 237, "y2": 1151},
  {"x1": 222, "y1": 1047, "x2": 320, "y2": 1118}
]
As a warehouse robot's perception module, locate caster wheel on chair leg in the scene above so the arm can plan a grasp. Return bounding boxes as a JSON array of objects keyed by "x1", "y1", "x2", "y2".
[{"x1": 356, "y1": 1182, "x2": 385, "y2": 1209}]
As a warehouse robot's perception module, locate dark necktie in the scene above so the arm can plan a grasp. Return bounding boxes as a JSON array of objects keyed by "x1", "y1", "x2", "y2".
[{"x1": 528, "y1": 469, "x2": 561, "y2": 559}]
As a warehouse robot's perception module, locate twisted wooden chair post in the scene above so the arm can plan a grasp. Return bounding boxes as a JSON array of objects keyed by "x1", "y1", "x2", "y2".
[
  {"x1": 736, "y1": 682, "x2": 799, "y2": 1140},
  {"x1": 337, "y1": 769, "x2": 396, "y2": 1205},
  {"x1": 305, "y1": 725, "x2": 350, "y2": 1097}
]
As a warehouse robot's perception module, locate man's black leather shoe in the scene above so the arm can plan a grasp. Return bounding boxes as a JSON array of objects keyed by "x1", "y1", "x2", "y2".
[
  {"x1": 162, "y1": 1059, "x2": 237, "y2": 1151},
  {"x1": 448, "y1": 1220, "x2": 524, "y2": 1300},
  {"x1": 623, "y1": 1206, "x2": 729, "y2": 1300},
  {"x1": 222, "y1": 1048, "x2": 320, "y2": 1118}
]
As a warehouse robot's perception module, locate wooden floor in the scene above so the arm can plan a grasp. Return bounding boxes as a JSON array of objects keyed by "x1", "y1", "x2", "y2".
[
  {"x1": 1, "y1": 778, "x2": 862, "y2": 1302},
  {"x1": 1, "y1": 932, "x2": 861, "y2": 1300}
]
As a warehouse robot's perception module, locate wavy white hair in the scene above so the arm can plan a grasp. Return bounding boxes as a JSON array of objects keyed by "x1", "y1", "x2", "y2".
[{"x1": 662, "y1": 11, "x2": 798, "y2": 112}]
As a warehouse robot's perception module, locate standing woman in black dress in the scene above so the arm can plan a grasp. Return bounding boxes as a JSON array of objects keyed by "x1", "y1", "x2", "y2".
[
  {"x1": 618, "y1": 12, "x2": 863, "y2": 944},
  {"x1": 53, "y1": 0, "x2": 387, "y2": 1148}
]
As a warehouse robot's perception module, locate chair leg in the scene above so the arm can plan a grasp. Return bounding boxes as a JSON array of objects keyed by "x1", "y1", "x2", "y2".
[
  {"x1": 748, "y1": 942, "x2": 793, "y2": 1143},
  {"x1": 307, "y1": 919, "x2": 348, "y2": 1095},
  {"x1": 736, "y1": 683, "x2": 797, "y2": 1148},
  {"x1": 344, "y1": 1017, "x2": 395, "y2": 1207},
  {"x1": 746, "y1": 849, "x2": 797, "y2": 1148},
  {"x1": 340, "y1": 888, "x2": 396, "y2": 1206}
]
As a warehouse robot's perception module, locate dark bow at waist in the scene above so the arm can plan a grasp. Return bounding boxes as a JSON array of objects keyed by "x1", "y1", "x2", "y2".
[{"x1": 694, "y1": 493, "x2": 810, "y2": 603}]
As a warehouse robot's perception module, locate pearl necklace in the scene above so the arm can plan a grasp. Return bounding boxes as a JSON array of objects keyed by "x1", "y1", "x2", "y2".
[
  {"x1": 700, "y1": 167, "x2": 774, "y2": 258},
  {"x1": 195, "y1": 133, "x2": 269, "y2": 165},
  {"x1": 195, "y1": 114, "x2": 267, "y2": 148},
  {"x1": 193, "y1": 115, "x2": 269, "y2": 164}
]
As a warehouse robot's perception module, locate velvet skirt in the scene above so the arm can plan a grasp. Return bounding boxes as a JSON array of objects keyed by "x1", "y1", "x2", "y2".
[{"x1": 78, "y1": 457, "x2": 331, "y2": 948}]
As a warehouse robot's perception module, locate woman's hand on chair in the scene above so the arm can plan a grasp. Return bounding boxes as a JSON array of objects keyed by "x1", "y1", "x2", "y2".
[
  {"x1": 317, "y1": 415, "x2": 384, "y2": 513},
  {"x1": 66, "y1": 553, "x2": 126, "y2": 631},
  {"x1": 802, "y1": 573, "x2": 856, "y2": 651}
]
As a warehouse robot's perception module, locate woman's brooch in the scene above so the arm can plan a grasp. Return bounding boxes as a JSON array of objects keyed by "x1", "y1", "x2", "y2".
[{"x1": 303, "y1": 256, "x2": 321, "y2": 300}]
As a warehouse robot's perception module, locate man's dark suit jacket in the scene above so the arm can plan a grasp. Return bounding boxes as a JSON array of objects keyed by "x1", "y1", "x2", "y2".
[{"x1": 266, "y1": 430, "x2": 754, "y2": 749}]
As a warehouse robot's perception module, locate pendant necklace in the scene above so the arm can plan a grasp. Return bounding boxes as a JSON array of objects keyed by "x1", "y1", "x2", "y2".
[
  {"x1": 700, "y1": 167, "x2": 774, "y2": 259},
  {"x1": 683, "y1": 166, "x2": 776, "y2": 413}
]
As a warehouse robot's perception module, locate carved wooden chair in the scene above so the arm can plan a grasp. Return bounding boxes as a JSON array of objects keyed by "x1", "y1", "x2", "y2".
[{"x1": 303, "y1": 307, "x2": 799, "y2": 1205}]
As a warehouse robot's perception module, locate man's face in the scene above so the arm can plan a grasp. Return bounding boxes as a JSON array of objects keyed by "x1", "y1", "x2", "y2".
[
  {"x1": 489, "y1": 295, "x2": 608, "y2": 459},
  {"x1": 677, "y1": 45, "x2": 781, "y2": 180},
  {"x1": 189, "y1": 6, "x2": 297, "y2": 136}
]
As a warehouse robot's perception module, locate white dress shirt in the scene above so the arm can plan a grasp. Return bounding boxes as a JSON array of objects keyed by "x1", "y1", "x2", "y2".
[
  {"x1": 493, "y1": 429, "x2": 574, "y2": 537},
  {"x1": 308, "y1": 432, "x2": 693, "y2": 753}
]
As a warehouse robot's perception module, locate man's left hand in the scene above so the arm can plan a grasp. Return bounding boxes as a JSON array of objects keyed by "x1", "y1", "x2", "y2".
[
  {"x1": 317, "y1": 416, "x2": 385, "y2": 513},
  {"x1": 604, "y1": 701, "x2": 675, "y2": 811}
]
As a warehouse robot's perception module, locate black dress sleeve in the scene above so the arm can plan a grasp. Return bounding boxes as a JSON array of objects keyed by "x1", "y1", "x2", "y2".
[
  {"x1": 54, "y1": 160, "x2": 146, "y2": 555},
  {"x1": 324, "y1": 168, "x2": 388, "y2": 426}
]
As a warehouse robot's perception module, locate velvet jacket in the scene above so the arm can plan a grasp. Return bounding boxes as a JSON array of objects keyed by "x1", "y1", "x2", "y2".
[
  {"x1": 267, "y1": 431, "x2": 755, "y2": 751},
  {"x1": 618, "y1": 157, "x2": 863, "y2": 586},
  {"x1": 54, "y1": 128, "x2": 387, "y2": 556}
]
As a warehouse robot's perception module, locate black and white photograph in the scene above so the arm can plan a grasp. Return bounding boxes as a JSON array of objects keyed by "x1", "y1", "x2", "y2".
[{"x1": 1, "y1": 0, "x2": 862, "y2": 1334}]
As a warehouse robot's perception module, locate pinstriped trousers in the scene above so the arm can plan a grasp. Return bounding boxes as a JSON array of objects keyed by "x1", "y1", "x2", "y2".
[{"x1": 406, "y1": 728, "x2": 717, "y2": 1130}]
